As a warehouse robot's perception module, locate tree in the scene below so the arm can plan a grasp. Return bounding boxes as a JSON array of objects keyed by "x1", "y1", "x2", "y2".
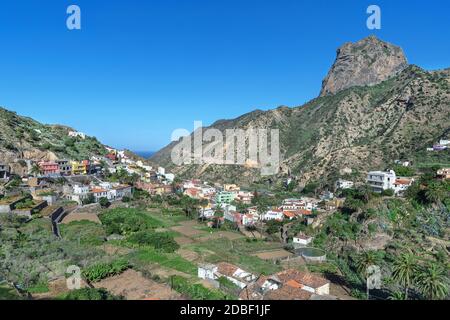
[
  {"x1": 391, "y1": 252, "x2": 418, "y2": 300},
  {"x1": 425, "y1": 182, "x2": 446, "y2": 204},
  {"x1": 354, "y1": 250, "x2": 383, "y2": 275},
  {"x1": 382, "y1": 189, "x2": 395, "y2": 197},
  {"x1": 82, "y1": 194, "x2": 95, "y2": 206},
  {"x1": 389, "y1": 291, "x2": 406, "y2": 300},
  {"x1": 30, "y1": 164, "x2": 42, "y2": 177},
  {"x1": 415, "y1": 263, "x2": 449, "y2": 300},
  {"x1": 99, "y1": 197, "x2": 110, "y2": 208},
  {"x1": 62, "y1": 288, "x2": 122, "y2": 300}
]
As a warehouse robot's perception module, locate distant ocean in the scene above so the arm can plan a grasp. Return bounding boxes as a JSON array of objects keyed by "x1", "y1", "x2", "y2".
[{"x1": 134, "y1": 151, "x2": 155, "y2": 159}]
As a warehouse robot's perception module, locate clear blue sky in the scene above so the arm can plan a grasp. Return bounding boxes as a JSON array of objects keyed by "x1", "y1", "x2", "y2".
[{"x1": 0, "y1": 0, "x2": 449, "y2": 151}]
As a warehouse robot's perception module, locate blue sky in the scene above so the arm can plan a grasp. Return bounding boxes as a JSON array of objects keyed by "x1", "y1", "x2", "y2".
[{"x1": 0, "y1": 0, "x2": 449, "y2": 151}]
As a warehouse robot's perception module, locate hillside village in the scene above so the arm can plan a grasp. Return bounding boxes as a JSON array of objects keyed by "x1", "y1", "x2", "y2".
[{"x1": 1, "y1": 124, "x2": 449, "y2": 300}]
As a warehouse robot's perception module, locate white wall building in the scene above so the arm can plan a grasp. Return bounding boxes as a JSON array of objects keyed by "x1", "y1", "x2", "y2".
[
  {"x1": 68, "y1": 131, "x2": 86, "y2": 139},
  {"x1": 335, "y1": 179, "x2": 354, "y2": 190},
  {"x1": 73, "y1": 185, "x2": 90, "y2": 195},
  {"x1": 293, "y1": 234, "x2": 314, "y2": 246},
  {"x1": 367, "y1": 170, "x2": 397, "y2": 193},
  {"x1": 262, "y1": 210, "x2": 284, "y2": 221},
  {"x1": 199, "y1": 208, "x2": 215, "y2": 219},
  {"x1": 198, "y1": 264, "x2": 218, "y2": 281}
]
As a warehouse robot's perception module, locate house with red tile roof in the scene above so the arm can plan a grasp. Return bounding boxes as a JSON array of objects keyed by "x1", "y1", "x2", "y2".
[
  {"x1": 271, "y1": 269, "x2": 330, "y2": 295},
  {"x1": 393, "y1": 178, "x2": 414, "y2": 196},
  {"x1": 264, "y1": 285, "x2": 313, "y2": 300},
  {"x1": 239, "y1": 270, "x2": 333, "y2": 300},
  {"x1": 437, "y1": 168, "x2": 450, "y2": 180}
]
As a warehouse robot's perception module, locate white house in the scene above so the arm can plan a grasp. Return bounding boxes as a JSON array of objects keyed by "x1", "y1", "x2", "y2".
[
  {"x1": 92, "y1": 188, "x2": 109, "y2": 202},
  {"x1": 73, "y1": 185, "x2": 89, "y2": 195},
  {"x1": 262, "y1": 209, "x2": 284, "y2": 221},
  {"x1": 68, "y1": 131, "x2": 86, "y2": 139},
  {"x1": 99, "y1": 182, "x2": 112, "y2": 190},
  {"x1": 367, "y1": 170, "x2": 396, "y2": 193},
  {"x1": 199, "y1": 208, "x2": 215, "y2": 219},
  {"x1": 439, "y1": 139, "x2": 450, "y2": 146},
  {"x1": 109, "y1": 185, "x2": 133, "y2": 200},
  {"x1": 281, "y1": 199, "x2": 304, "y2": 211},
  {"x1": 335, "y1": 179, "x2": 354, "y2": 190},
  {"x1": 198, "y1": 263, "x2": 257, "y2": 290},
  {"x1": 393, "y1": 178, "x2": 414, "y2": 196},
  {"x1": 293, "y1": 234, "x2": 314, "y2": 246},
  {"x1": 242, "y1": 213, "x2": 259, "y2": 226},
  {"x1": 201, "y1": 186, "x2": 216, "y2": 197},
  {"x1": 394, "y1": 160, "x2": 412, "y2": 167},
  {"x1": 198, "y1": 264, "x2": 218, "y2": 281},
  {"x1": 164, "y1": 173, "x2": 175, "y2": 183},
  {"x1": 301, "y1": 197, "x2": 319, "y2": 210}
]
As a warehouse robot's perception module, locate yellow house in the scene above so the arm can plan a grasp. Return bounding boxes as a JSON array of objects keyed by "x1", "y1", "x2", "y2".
[
  {"x1": 224, "y1": 184, "x2": 240, "y2": 192},
  {"x1": 71, "y1": 161, "x2": 88, "y2": 175}
]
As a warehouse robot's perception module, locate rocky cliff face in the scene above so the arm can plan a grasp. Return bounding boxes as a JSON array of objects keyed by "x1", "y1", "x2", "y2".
[{"x1": 320, "y1": 36, "x2": 408, "y2": 96}]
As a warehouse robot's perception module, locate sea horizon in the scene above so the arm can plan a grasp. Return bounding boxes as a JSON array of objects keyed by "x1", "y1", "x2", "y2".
[{"x1": 133, "y1": 151, "x2": 155, "y2": 159}]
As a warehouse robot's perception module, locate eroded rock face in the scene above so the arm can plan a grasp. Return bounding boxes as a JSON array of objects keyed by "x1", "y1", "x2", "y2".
[{"x1": 320, "y1": 36, "x2": 408, "y2": 96}]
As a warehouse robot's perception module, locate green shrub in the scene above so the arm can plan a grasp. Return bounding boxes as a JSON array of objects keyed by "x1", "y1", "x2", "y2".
[
  {"x1": 382, "y1": 189, "x2": 395, "y2": 197},
  {"x1": 170, "y1": 276, "x2": 234, "y2": 300},
  {"x1": 82, "y1": 259, "x2": 130, "y2": 283},
  {"x1": 127, "y1": 231, "x2": 179, "y2": 253},
  {"x1": 61, "y1": 288, "x2": 123, "y2": 300},
  {"x1": 99, "y1": 208, "x2": 163, "y2": 236}
]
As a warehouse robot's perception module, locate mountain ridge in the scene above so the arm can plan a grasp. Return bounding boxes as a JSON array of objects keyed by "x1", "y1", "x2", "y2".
[{"x1": 151, "y1": 36, "x2": 450, "y2": 186}]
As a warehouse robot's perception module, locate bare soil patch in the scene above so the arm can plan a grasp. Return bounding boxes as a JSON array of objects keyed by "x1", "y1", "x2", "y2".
[
  {"x1": 101, "y1": 244, "x2": 133, "y2": 256},
  {"x1": 170, "y1": 220, "x2": 206, "y2": 237},
  {"x1": 61, "y1": 212, "x2": 101, "y2": 224},
  {"x1": 177, "y1": 249, "x2": 199, "y2": 262},
  {"x1": 196, "y1": 231, "x2": 244, "y2": 242},
  {"x1": 31, "y1": 277, "x2": 88, "y2": 300},
  {"x1": 93, "y1": 269, "x2": 181, "y2": 300},
  {"x1": 174, "y1": 236, "x2": 194, "y2": 245},
  {"x1": 253, "y1": 249, "x2": 294, "y2": 260}
]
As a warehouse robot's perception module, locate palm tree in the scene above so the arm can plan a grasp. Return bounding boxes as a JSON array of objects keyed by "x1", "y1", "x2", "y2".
[
  {"x1": 391, "y1": 252, "x2": 418, "y2": 300},
  {"x1": 354, "y1": 250, "x2": 384, "y2": 299},
  {"x1": 30, "y1": 164, "x2": 42, "y2": 177},
  {"x1": 415, "y1": 263, "x2": 449, "y2": 300},
  {"x1": 389, "y1": 291, "x2": 406, "y2": 300},
  {"x1": 354, "y1": 250, "x2": 383, "y2": 275},
  {"x1": 425, "y1": 182, "x2": 445, "y2": 204}
]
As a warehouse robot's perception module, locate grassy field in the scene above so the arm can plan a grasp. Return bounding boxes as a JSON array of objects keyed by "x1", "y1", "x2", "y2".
[
  {"x1": 0, "y1": 285, "x2": 22, "y2": 300},
  {"x1": 60, "y1": 220, "x2": 106, "y2": 246},
  {"x1": 129, "y1": 247, "x2": 198, "y2": 276}
]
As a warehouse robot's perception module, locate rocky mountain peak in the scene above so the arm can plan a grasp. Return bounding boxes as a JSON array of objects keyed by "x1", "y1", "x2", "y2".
[{"x1": 320, "y1": 36, "x2": 408, "y2": 96}]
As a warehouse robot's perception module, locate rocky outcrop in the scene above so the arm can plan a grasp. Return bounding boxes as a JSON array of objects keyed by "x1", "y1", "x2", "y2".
[
  {"x1": 151, "y1": 38, "x2": 450, "y2": 186},
  {"x1": 320, "y1": 36, "x2": 408, "y2": 96}
]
